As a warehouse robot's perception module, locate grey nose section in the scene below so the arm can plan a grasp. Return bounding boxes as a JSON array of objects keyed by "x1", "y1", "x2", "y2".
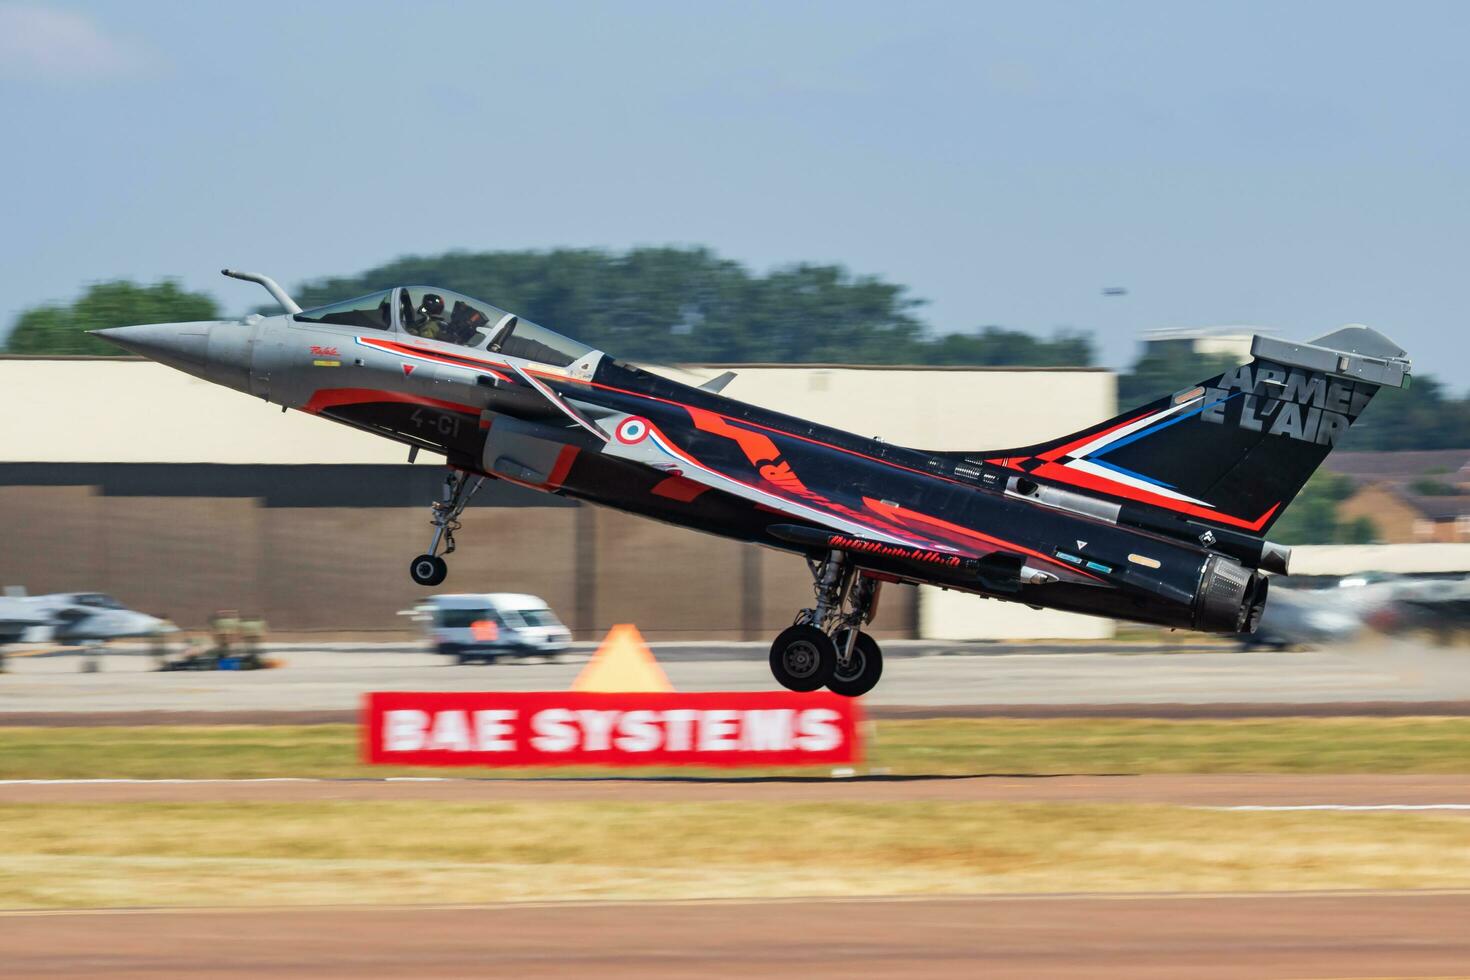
[
  {"x1": 91, "y1": 323, "x2": 211, "y2": 372},
  {"x1": 90, "y1": 321, "x2": 253, "y2": 393}
]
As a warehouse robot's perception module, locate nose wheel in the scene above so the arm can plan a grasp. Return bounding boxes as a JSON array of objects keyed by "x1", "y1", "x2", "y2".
[
  {"x1": 409, "y1": 468, "x2": 485, "y2": 587},
  {"x1": 410, "y1": 554, "x2": 448, "y2": 587},
  {"x1": 769, "y1": 550, "x2": 884, "y2": 697}
]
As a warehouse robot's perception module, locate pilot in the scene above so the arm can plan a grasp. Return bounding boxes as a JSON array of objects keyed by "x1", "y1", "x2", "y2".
[{"x1": 409, "y1": 293, "x2": 449, "y2": 340}]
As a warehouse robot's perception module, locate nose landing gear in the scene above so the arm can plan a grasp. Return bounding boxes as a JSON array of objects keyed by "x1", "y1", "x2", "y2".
[
  {"x1": 409, "y1": 469, "x2": 485, "y2": 587},
  {"x1": 409, "y1": 554, "x2": 448, "y2": 587},
  {"x1": 768, "y1": 550, "x2": 884, "y2": 698}
]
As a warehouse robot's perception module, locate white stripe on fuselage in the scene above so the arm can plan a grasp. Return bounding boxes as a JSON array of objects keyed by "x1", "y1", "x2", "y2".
[
  {"x1": 623, "y1": 425, "x2": 950, "y2": 553},
  {"x1": 1069, "y1": 396, "x2": 1202, "y2": 460}
]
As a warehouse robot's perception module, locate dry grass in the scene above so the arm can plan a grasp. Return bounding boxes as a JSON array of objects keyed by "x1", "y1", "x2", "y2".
[
  {"x1": 0, "y1": 801, "x2": 1468, "y2": 908},
  {"x1": 2, "y1": 716, "x2": 1469, "y2": 780}
]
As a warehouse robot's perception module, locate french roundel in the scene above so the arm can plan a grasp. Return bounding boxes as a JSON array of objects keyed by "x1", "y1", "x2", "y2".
[{"x1": 616, "y1": 416, "x2": 651, "y2": 444}]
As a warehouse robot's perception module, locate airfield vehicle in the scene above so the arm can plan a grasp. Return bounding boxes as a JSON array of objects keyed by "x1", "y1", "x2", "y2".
[
  {"x1": 418, "y1": 593, "x2": 572, "y2": 664},
  {"x1": 96, "y1": 270, "x2": 1413, "y2": 697}
]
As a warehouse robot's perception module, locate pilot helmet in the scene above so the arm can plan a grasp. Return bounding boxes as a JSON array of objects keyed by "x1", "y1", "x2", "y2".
[{"x1": 422, "y1": 294, "x2": 445, "y2": 316}]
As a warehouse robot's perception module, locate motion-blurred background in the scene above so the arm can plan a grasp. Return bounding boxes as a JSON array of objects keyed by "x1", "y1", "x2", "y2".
[
  {"x1": 4, "y1": 2, "x2": 1470, "y2": 644},
  {"x1": 4, "y1": 6, "x2": 1470, "y2": 976}
]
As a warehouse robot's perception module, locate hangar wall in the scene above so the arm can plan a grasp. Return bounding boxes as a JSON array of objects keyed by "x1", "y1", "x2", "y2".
[
  {"x1": 0, "y1": 358, "x2": 1117, "y2": 639},
  {"x1": 0, "y1": 480, "x2": 828, "y2": 641}
]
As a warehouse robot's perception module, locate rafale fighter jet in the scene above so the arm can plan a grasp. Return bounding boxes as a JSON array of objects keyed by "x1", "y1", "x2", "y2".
[{"x1": 93, "y1": 270, "x2": 1412, "y2": 696}]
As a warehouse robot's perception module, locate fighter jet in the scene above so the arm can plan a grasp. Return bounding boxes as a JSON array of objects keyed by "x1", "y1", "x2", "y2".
[
  {"x1": 0, "y1": 589, "x2": 171, "y2": 669},
  {"x1": 92, "y1": 270, "x2": 1413, "y2": 696},
  {"x1": 0, "y1": 596, "x2": 50, "y2": 648}
]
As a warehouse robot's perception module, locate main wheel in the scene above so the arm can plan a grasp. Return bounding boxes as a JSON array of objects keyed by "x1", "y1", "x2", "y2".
[
  {"x1": 828, "y1": 629, "x2": 883, "y2": 698},
  {"x1": 769, "y1": 624, "x2": 837, "y2": 692},
  {"x1": 409, "y1": 554, "x2": 447, "y2": 586}
]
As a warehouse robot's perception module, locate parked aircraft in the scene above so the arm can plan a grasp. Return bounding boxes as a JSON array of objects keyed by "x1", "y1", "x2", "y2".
[
  {"x1": 1244, "y1": 573, "x2": 1470, "y2": 649},
  {"x1": 0, "y1": 589, "x2": 171, "y2": 669},
  {"x1": 0, "y1": 597, "x2": 49, "y2": 648},
  {"x1": 93, "y1": 270, "x2": 1412, "y2": 696},
  {"x1": 1238, "y1": 586, "x2": 1362, "y2": 650},
  {"x1": 1340, "y1": 573, "x2": 1470, "y2": 642}
]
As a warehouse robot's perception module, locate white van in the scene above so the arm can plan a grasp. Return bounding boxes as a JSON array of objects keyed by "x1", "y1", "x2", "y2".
[{"x1": 420, "y1": 594, "x2": 572, "y2": 664}]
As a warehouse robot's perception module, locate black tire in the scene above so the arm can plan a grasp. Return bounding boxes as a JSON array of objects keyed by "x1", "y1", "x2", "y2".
[
  {"x1": 827, "y1": 630, "x2": 883, "y2": 698},
  {"x1": 769, "y1": 624, "x2": 837, "y2": 692},
  {"x1": 409, "y1": 554, "x2": 447, "y2": 587}
]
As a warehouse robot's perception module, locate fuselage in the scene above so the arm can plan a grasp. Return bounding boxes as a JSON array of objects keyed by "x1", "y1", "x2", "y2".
[
  {"x1": 0, "y1": 593, "x2": 167, "y2": 646},
  {"x1": 97, "y1": 297, "x2": 1256, "y2": 635}
]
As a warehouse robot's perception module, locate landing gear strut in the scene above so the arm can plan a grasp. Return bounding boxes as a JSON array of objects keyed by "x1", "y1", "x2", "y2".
[
  {"x1": 768, "y1": 549, "x2": 884, "y2": 698},
  {"x1": 409, "y1": 469, "x2": 485, "y2": 587}
]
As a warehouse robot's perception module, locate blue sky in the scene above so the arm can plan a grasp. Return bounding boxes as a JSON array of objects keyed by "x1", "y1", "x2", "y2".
[{"x1": 1, "y1": 0, "x2": 1465, "y2": 382}]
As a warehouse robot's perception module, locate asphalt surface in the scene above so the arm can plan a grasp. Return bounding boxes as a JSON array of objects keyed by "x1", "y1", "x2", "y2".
[
  {"x1": 3, "y1": 636, "x2": 1469, "y2": 713},
  {"x1": 2, "y1": 773, "x2": 1468, "y2": 808},
  {"x1": 7, "y1": 892, "x2": 1470, "y2": 978},
  {"x1": 6, "y1": 638, "x2": 1469, "y2": 977},
  {"x1": 8, "y1": 699, "x2": 1470, "y2": 727}
]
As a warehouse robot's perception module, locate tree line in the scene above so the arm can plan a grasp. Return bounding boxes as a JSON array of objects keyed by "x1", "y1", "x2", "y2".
[
  {"x1": 5, "y1": 246, "x2": 1463, "y2": 460},
  {"x1": 287, "y1": 247, "x2": 1094, "y2": 368}
]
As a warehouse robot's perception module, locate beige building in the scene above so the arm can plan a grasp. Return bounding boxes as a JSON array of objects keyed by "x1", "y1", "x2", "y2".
[
  {"x1": 1289, "y1": 543, "x2": 1470, "y2": 576},
  {"x1": 0, "y1": 357, "x2": 1116, "y2": 639},
  {"x1": 1139, "y1": 326, "x2": 1273, "y2": 362},
  {"x1": 0, "y1": 357, "x2": 1113, "y2": 463}
]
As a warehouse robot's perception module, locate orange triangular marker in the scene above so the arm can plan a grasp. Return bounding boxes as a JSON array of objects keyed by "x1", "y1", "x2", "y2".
[{"x1": 571, "y1": 624, "x2": 674, "y2": 692}]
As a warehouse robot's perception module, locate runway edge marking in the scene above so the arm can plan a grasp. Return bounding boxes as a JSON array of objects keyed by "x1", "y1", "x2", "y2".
[
  {"x1": 1214, "y1": 804, "x2": 1470, "y2": 811},
  {"x1": 5, "y1": 889, "x2": 1470, "y2": 918}
]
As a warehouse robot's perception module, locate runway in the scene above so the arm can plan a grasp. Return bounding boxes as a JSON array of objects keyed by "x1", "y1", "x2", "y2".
[
  {"x1": 5, "y1": 892, "x2": 1469, "y2": 979},
  {"x1": 8, "y1": 699, "x2": 1470, "y2": 728},
  {"x1": 4, "y1": 637, "x2": 1469, "y2": 713},
  {"x1": 2, "y1": 773, "x2": 1469, "y2": 808},
  {"x1": 5, "y1": 641, "x2": 1468, "y2": 976}
]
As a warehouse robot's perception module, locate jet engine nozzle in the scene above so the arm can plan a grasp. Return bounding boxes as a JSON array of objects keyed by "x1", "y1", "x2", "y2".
[{"x1": 1193, "y1": 554, "x2": 1270, "y2": 634}]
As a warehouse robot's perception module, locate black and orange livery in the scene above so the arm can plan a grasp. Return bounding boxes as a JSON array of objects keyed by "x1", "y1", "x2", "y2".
[{"x1": 96, "y1": 274, "x2": 1413, "y2": 696}]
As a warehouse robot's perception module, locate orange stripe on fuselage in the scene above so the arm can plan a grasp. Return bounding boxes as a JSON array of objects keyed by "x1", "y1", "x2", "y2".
[
  {"x1": 303, "y1": 387, "x2": 482, "y2": 416},
  {"x1": 544, "y1": 445, "x2": 579, "y2": 491},
  {"x1": 862, "y1": 497, "x2": 1101, "y2": 581},
  {"x1": 548, "y1": 373, "x2": 979, "y2": 492},
  {"x1": 687, "y1": 407, "x2": 782, "y2": 467},
  {"x1": 651, "y1": 475, "x2": 710, "y2": 503},
  {"x1": 356, "y1": 337, "x2": 513, "y2": 382}
]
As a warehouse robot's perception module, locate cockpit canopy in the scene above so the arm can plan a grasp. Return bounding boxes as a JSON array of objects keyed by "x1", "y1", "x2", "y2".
[
  {"x1": 72, "y1": 593, "x2": 124, "y2": 609},
  {"x1": 294, "y1": 286, "x2": 594, "y2": 368}
]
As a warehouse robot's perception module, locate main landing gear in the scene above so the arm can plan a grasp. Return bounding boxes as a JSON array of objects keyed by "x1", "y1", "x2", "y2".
[
  {"x1": 769, "y1": 550, "x2": 884, "y2": 698},
  {"x1": 409, "y1": 469, "x2": 485, "y2": 587}
]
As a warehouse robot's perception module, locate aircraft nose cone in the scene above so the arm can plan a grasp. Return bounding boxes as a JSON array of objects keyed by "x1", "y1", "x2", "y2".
[
  {"x1": 90, "y1": 320, "x2": 255, "y2": 394},
  {"x1": 91, "y1": 323, "x2": 211, "y2": 371}
]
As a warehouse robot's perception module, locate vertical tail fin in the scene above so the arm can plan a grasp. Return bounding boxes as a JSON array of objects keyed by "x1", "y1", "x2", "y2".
[{"x1": 978, "y1": 326, "x2": 1411, "y2": 535}]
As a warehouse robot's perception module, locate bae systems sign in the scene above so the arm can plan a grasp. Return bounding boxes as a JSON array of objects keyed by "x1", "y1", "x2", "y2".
[{"x1": 363, "y1": 691, "x2": 862, "y2": 767}]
